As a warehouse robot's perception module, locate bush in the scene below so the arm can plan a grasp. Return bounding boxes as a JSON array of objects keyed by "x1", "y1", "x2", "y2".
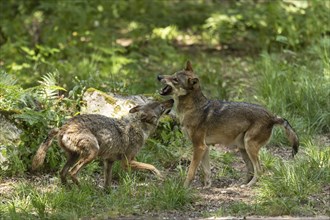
[
  {"x1": 203, "y1": 1, "x2": 330, "y2": 51},
  {"x1": 0, "y1": 72, "x2": 78, "y2": 175}
]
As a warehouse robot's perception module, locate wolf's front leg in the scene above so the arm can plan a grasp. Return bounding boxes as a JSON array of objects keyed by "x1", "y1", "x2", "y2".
[{"x1": 184, "y1": 143, "x2": 208, "y2": 187}]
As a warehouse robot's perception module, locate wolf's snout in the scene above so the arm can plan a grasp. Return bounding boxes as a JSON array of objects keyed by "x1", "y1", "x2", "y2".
[{"x1": 157, "y1": 75, "x2": 173, "y2": 96}]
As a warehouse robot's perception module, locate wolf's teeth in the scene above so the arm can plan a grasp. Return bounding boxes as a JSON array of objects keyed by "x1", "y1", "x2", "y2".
[{"x1": 159, "y1": 85, "x2": 172, "y2": 95}]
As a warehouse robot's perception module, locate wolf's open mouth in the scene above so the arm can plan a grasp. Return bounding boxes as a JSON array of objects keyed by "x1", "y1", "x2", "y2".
[{"x1": 160, "y1": 85, "x2": 172, "y2": 96}]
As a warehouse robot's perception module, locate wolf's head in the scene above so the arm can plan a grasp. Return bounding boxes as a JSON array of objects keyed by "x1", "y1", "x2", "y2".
[
  {"x1": 157, "y1": 61, "x2": 200, "y2": 98},
  {"x1": 129, "y1": 99, "x2": 174, "y2": 125}
]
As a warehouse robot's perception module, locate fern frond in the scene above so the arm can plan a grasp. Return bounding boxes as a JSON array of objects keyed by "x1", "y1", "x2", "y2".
[
  {"x1": 0, "y1": 71, "x2": 17, "y2": 86},
  {"x1": 37, "y1": 72, "x2": 66, "y2": 99}
]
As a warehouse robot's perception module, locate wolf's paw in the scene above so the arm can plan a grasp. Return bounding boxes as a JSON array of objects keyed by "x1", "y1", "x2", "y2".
[{"x1": 241, "y1": 177, "x2": 257, "y2": 188}]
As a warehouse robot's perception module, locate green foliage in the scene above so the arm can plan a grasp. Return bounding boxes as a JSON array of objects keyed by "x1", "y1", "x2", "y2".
[
  {"x1": 2, "y1": 0, "x2": 329, "y2": 93},
  {"x1": 256, "y1": 143, "x2": 330, "y2": 216},
  {"x1": 210, "y1": 150, "x2": 240, "y2": 180},
  {"x1": 206, "y1": 143, "x2": 330, "y2": 217},
  {"x1": 0, "y1": 72, "x2": 77, "y2": 175},
  {"x1": 255, "y1": 39, "x2": 330, "y2": 143},
  {"x1": 203, "y1": 1, "x2": 330, "y2": 51},
  {"x1": 0, "y1": 72, "x2": 22, "y2": 111},
  {"x1": 141, "y1": 116, "x2": 189, "y2": 169},
  {"x1": 213, "y1": 201, "x2": 256, "y2": 217}
]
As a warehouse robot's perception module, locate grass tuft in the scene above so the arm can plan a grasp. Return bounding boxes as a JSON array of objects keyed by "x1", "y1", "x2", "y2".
[
  {"x1": 149, "y1": 177, "x2": 196, "y2": 211},
  {"x1": 256, "y1": 142, "x2": 330, "y2": 216}
]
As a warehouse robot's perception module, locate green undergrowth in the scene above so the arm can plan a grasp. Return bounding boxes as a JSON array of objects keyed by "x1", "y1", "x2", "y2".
[
  {"x1": 210, "y1": 142, "x2": 330, "y2": 217},
  {"x1": 255, "y1": 38, "x2": 330, "y2": 143},
  {"x1": 0, "y1": 176, "x2": 196, "y2": 219},
  {"x1": 256, "y1": 142, "x2": 330, "y2": 216}
]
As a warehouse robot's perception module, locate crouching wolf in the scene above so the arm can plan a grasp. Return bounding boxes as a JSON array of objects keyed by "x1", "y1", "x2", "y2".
[
  {"x1": 158, "y1": 61, "x2": 299, "y2": 188},
  {"x1": 32, "y1": 99, "x2": 174, "y2": 188}
]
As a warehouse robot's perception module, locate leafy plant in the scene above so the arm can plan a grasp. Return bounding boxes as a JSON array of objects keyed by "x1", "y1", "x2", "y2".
[
  {"x1": 141, "y1": 116, "x2": 188, "y2": 170},
  {"x1": 0, "y1": 72, "x2": 75, "y2": 175}
]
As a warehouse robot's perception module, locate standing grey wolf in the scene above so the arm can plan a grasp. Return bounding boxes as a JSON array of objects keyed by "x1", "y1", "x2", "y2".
[
  {"x1": 157, "y1": 61, "x2": 299, "y2": 188},
  {"x1": 32, "y1": 99, "x2": 174, "y2": 188}
]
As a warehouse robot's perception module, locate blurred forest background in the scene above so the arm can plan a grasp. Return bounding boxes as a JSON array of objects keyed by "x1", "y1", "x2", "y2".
[{"x1": 0, "y1": 0, "x2": 329, "y2": 219}]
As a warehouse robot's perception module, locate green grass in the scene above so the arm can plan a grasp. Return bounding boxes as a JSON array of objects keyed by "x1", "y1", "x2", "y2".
[
  {"x1": 255, "y1": 40, "x2": 330, "y2": 142},
  {"x1": 210, "y1": 149, "x2": 240, "y2": 181},
  {"x1": 256, "y1": 142, "x2": 330, "y2": 216},
  {"x1": 212, "y1": 201, "x2": 257, "y2": 217},
  {"x1": 0, "y1": 175, "x2": 196, "y2": 219},
  {"x1": 206, "y1": 142, "x2": 330, "y2": 217}
]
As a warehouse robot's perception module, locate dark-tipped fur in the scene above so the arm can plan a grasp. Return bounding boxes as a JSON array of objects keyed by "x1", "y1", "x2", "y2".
[
  {"x1": 158, "y1": 61, "x2": 299, "y2": 188},
  {"x1": 32, "y1": 99, "x2": 173, "y2": 188},
  {"x1": 273, "y1": 117, "x2": 299, "y2": 157}
]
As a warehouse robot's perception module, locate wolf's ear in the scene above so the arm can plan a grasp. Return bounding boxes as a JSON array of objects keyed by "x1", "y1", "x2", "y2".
[
  {"x1": 141, "y1": 113, "x2": 156, "y2": 123},
  {"x1": 185, "y1": 60, "x2": 193, "y2": 72},
  {"x1": 188, "y1": 77, "x2": 199, "y2": 87},
  {"x1": 129, "y1": 105, "x2": 140, "y2": 113}
]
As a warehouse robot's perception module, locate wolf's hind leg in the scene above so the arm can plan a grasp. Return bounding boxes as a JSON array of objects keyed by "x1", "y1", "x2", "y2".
[
  {"x1": 60, "y1": 152, "x2": 79, "y2": 185},
  {"x1": 68, "y1": 137, "x2": 99, "y2": 186},
  {"x1": 239, "y1": 148, "x2": 254, "y2": 184},
  {"x1": 243, "y1": 126, "x2": 271, "y2": 187},
  {"x1": 243, "y1": 142, "x2": 260, "y2": 187}
]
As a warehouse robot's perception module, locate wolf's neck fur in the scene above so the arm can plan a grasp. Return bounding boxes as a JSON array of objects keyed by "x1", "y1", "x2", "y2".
[
  {"x1": 126, "y1": 114, "x2": 156, "y2": 141},
  {"x1": 176, "y1": 87, "x2": 208, "y2": 113}
]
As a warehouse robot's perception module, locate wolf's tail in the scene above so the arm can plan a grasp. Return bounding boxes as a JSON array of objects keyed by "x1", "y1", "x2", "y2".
[
  {"x1": 31, "y1": 128, "x2": 59, "y2": 170},
  {"x1": 274, "y1": 116, "x2": 299, "y2": 157}
]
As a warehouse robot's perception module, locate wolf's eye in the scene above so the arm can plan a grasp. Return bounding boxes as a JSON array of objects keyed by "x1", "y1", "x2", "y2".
[{"x1": 172, "y1": 78, "x2": 179, "y2": 84}]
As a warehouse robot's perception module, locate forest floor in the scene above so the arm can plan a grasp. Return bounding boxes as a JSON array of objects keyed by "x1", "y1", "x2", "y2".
[
  {"x1": 143, "y1": 144, "x2": 330, "y2": 219},
  {"x1": 1, "y1": 143, "x2": 329, "y2": 219}
]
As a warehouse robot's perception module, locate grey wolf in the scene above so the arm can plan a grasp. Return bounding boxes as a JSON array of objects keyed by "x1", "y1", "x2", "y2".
[
  {"x1": 157, "y1": 61, "x2": 299, "y2": 187},
  {"x1": 32, "y1": 99, "x2": 174, "y2": 188}
]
